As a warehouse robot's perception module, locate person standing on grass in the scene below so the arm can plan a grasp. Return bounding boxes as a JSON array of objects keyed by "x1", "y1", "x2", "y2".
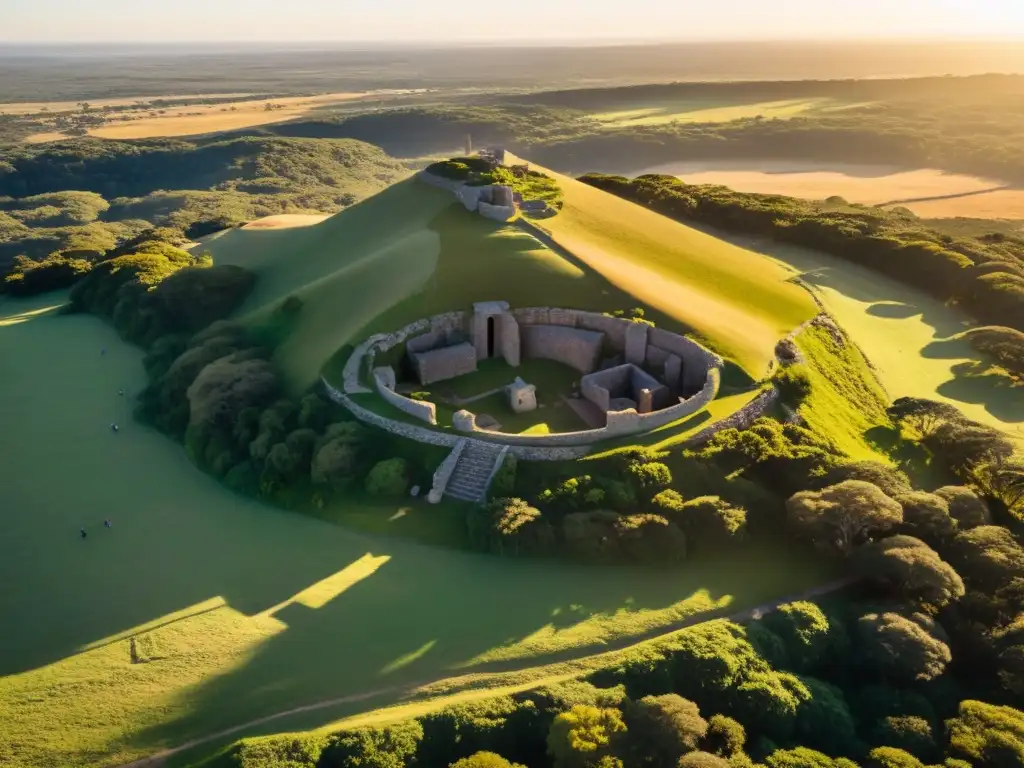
[
  {"x1": 104, "y1": 519, "x2": 112, "y2": 528},
  {"x1": 110, "y1": 423, "x2": 119, "y2": 433},
  {"x1": 80, "y1": 528, "x2": 87, "y2": 539}
]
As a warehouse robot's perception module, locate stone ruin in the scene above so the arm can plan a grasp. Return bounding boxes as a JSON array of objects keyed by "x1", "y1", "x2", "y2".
[
  {"x1": 342, "y1": 301, "x2": 724, "y2": 447},
  {"x1": 457, "y1": 184, "x2": 516, "y2": 222}
]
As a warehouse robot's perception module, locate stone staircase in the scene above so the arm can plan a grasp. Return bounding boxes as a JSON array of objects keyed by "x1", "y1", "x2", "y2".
[{"x1": 444, "y1": 440, "x2": 505, "y2": 503}]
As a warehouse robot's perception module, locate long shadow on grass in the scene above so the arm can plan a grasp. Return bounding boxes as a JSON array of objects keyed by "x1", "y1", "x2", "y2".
[{"x1": 123, "y1": 536, "x2": 827, "y2": 757}]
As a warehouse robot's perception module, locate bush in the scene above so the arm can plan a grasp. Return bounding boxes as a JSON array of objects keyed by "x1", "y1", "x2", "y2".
[
  {"x1": 365, "y1": 458, "x2": 409, "y2": 496},
  {"x1": 490, "y1": 454, "x2": 518, "y2": 497},
  {"x1": 773, "y1": 364, "x2": 813, "y2": 407}
]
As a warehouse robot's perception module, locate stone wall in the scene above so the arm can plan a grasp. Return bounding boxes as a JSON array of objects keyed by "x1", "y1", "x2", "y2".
[
  {"x1": 412, "y1": 342, "x2": 477, "y2": 386},
  {"x1": 647, "y1": 326, "x2": 724, "y2": 393},
  {"x1": 684, "y1": 386, "x2": 779, "y2": 447},
  {"x1": 581, "y1": 363, "x2": 670, "y2": 413},
  {"x1": 478, "y1": 202, "x2": 516, "y2": 222},
  {"x1": 605, "y1": 367, "x2": 720, "y2": 432},
  {"x1": 322, "y1": 378, "x2": 588, "y2": 460},
  {"x1": 521, "y1": 324, "x2": 604, "y2": 373},
  {"x1": 374, "y1": 367, "x2": 438, "y2": 425}
]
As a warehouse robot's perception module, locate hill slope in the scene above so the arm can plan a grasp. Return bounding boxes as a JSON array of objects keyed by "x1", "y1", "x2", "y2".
[
  {"x1": 529, "y1": 159, "x2": 818, "y2": 375},
  {"x1": 202, "y1": 169, "x2": 815, "y2": 388}
]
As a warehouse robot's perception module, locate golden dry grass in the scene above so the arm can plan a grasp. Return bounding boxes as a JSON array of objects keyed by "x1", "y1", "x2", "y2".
[
  {"x1": 0, "y1": 93, "x2": 255, "y2": 115},
  {"x1": 241, "y1": 214, "x2": 331, "y2": 230},
  {"x1": 592, "y1": 98, "x2": 848, "y2": 127}
]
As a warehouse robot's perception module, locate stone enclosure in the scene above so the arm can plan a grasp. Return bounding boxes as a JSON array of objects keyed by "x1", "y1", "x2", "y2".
[{"x1": 338, "y1": 301, "x2": 725, "y2": 448}]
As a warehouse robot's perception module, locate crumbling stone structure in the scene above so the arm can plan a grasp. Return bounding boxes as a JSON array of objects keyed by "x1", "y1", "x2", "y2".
[
  {"x1": 521, "y1": 325, "x2": 604, "y2": 373},
  {"x1": 411, "y1": 342, "x2": 477, "y2": 386},
  {"x1": 581, "y1": 364, "x2": 671, "y2": 416},
  {"x1": 373, "y1": 366, "x2": 438, "y2": 425},
  {"x1": 508, "y1": 377, "x2": 537, "y2": 413}
]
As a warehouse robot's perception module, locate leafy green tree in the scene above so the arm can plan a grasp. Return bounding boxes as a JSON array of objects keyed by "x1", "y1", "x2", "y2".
[
  {"x1": 298, "y1": 393, "x2": 330, "y2": 431},
  {"x1": 365, "y1": 458, "x2": 409, "y2": 496},
  {"x1": 623, "y1": 694, "x2": 707, "y2": 767},
  {"x1": 948, "y1": 526, "x2": 1024, "y2": 592},
  {"x1": 994, "y1": 616, "x2": 1024, "y2": 696},
  {"x1": 856, "y1": 611, "x2": 951, "y2": 683},
  {"x1": 547, "y1": 705, "x2": 626, "y2": 768},
  {"x1": 868, "y1": 716, "x2": 938, "y2": 763},
  {"x1": 702, "y1": 715, "x2": 746, "y2": 757},
  {"x1": 673, "y1": 496, "x2": 748, "y2": 548},
  {"x1": 772, "y1": 364, "x2": 813, "y2": 407},
  {"x1": 852, "y1": 535, "x2": 965, "y2": 609},
  {"x1": 677, "y1": 753, "x2": 730, "y2": 768},
  {"x1": 895, "y1": 492, "x2": 959, "y2": 546},
  {"x1": 793, "y1": 677, "x2": 860, "y2": 757},
  {"x1": 231, "y1": 734, "x2": 325, "y2": 768},
  {"x1": 945, "y1": 700, "x2": 1024, "y2": 767},
  {"x1": 732, "y1": 670, "x2": 810, "y2": 741},
  {"x1": 317, "y1": 721, "x2": 423, "y2": 768},
  {"x1": 627, "y1": 461, "x2": 672, "y2": 493},
  {"x1": 819, "y1": 461, "x2": 912, "y2": 498},
  {"x1": 934, "y1": 486, "x2": 991, "y2": 529},
  {"x1": 764, "y1": 747, "x2": 859, "y2": 768},
  {"x1": 864, "y1": 747, "x2": 926, "y2": 768},
  {"x1": 762, "y1": 601, "x2": 847, "y2": 673},
  {"x1": 449, "y1": 752, "x2": 525, "y2": 768},
  {"x1": 563, "y1": 511, "x2": 622, "y2": 562},
  {"x1": 972, "y1": 456, "x2": 1024, "y2": 523},
  {"x1": 786, "y1": 481, "x2": 903, "y2": 555},
  {"x1": 613, "y1": 514, "x2": 687, "y2": 563},
  {"x1": 469, "y1": 498, "x2": 554, "y2": 557}
]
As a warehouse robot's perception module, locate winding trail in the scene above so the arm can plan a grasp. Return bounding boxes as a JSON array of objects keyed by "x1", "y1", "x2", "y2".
[{"x1": 115, "y1": 577, "x2": 853, "y2": 768}]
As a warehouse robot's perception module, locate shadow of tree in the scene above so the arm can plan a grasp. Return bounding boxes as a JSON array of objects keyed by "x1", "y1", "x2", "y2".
[
  {"x1": 936, "y1": 361, "x2": 1024, "y2": 423},
  {"x1": 865, "y1": 301, "x2": 921, "y2": 320}
]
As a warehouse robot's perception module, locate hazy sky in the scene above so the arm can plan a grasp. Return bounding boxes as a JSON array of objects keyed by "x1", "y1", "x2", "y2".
[{"x1": 4, "y1": 0, "x2": 1024, "y2": 43}]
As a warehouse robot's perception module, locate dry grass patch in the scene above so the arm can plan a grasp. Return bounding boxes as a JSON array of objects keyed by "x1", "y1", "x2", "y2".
[{"x1": 592, "y1": 97, "x2": 845, "y2": 127}]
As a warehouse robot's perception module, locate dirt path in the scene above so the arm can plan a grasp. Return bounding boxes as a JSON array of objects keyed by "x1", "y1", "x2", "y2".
[{"x1": 115, "y1": 577, "x2": 853, "y2": 767}]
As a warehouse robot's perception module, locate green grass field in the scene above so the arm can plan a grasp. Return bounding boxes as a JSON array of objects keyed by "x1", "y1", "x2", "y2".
[
  {"x1": 0, "y1": 294, "x2": 835, "y2": 768},
  {"x1": 527, "y1": 160, "x2": 818, "y2": 376},
  {"x1": 735, "y1": 239, "x2": 1024, "y2": 439},
  {"x1": 795, "y1": 323, "x2": 894, "y2": 463}
]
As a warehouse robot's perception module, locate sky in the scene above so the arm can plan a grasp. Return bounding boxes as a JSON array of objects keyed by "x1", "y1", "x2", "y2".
[{"x1": 3, "y1": 0, "x2": 1024, "y2": 43}]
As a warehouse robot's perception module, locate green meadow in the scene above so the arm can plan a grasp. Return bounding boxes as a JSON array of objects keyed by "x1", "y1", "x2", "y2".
[{"x1": 0, "y1": 294, "x2": 833, "y2": 768}]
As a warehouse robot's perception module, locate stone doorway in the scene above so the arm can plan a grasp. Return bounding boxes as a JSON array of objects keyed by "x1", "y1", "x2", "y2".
[{"x1": 487, "y1": 316, "x2": 496, "y2": 358}]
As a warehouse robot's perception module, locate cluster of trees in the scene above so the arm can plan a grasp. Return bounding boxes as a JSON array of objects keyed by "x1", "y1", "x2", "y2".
[
  {"x1": 0, "y1": 136, "x2": 406, "y2": 284},
  {"x1": 468, "y1": 447, "x2": 752, "y2": 564},
  {"x1": 225, "y1": 606, "x2": 1023, "y2": 768}
]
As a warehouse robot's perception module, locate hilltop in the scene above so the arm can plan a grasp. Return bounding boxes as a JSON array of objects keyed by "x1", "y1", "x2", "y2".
[{"x1": 200, "y1": 161, "x2": 816, "y2": 388}]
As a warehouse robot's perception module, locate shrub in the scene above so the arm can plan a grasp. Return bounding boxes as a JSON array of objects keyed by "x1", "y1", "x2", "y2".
[
  {"x1": 773, "y1": 364, "x2": 812, "y2": 407},
  {"x1": 365, "y1": 458, "x2": 409, "y2": 496},
  {"x1": 490, "y1": 454, "x2": 518, "y2": 497}
]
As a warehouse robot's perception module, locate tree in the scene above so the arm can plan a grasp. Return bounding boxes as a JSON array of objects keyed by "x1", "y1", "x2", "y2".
[
  {"x1": 547, "y1": 705, "x2": 626, "y2": 768},
  {"x1": 973, "y1": 456, "x2": 1024, "y2": 523},
  {"x1": 613, "y1": 514, "x2": 687, "y2": 563},
  {"x1": 864, "y1": 747, "x2": 926, "y2": 768},
  {"x1": 994, "y1": 616, "x2": 1024, "y2": 696},
  {"x1": 673, "y1": 496, "x2": 748, "y2": 548},
  {"x1": 676, "y1": 753, "x2": 730, "y2": 768},
  {"x1": 627, "y1": 461, "x2": 673, "y2": 493},
  {"x1": 868, "y1": 716, "x2": 937, "y2": 763},
  {"x1": 887, "y1": 397, "x2": 964, "y2": 436},
  {"x1": 895, "y1": 492, "x2": 959, "y2": 546},
  {"x1": 948, "y1": 526, "x2": 1024, "y2": 592},
  {"x1": 298, "y1": 393, "x2": 330, "y2": 431},
  {"x1": 852, "y1": 536, "x2": 965, "y2": 609},
  {"x1": 701, "y1": 715, "x2": 746, "y2": 757},
  {"x1": 563, "y1": 511, "x2": 622, "y2": 562},
  {"x1": 934, "y1": 486, "x2": 991, "y2": 529},
  {"x1": 470, "y1": 498, "x2": 555, "y2": 557},
  {"x1": 945, "y1": 700, "x2": 1024, "y2": 767},
  {"x1": 318, "y1": 721, "x2": 423, "y2": 768},
  {"x1": 762, "y1": 601, "x2": 846, "y2": 673},
  {"x1": 623, "y1": 694, "x2": 707, "y2": 767},
  {"x1": 365, "y1": 458, "x2": 409, "y2": 496},
  {"x1": 449, "y1": 752, "x2": 525, "y2": 768},
  {"x1": 819, "y1": 461, "x2": 912, "y2": 499},
  {"x1": 786, "y1": 481, "x2": 903, "y2": 555},
  {"x1": 764, "y1": 747, "x2": 859, "y2": 768},
  {"x1": 794, "y1": 677, "x2": 860, "y2": 757},
  {"x1": 732, "y1": 670, "x2": 810, "y2": 741},
  {"x1": 856, "y1": 611, "x2": 951, "y2": 683}
]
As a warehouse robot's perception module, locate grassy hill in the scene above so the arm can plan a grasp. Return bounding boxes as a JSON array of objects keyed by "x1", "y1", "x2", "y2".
[
  {"x1": 528, "y1": 160, "x2": 817, "y2": 376},
  {"x1": 201, "y1": 168, "x2": 815, "y2": 389}
]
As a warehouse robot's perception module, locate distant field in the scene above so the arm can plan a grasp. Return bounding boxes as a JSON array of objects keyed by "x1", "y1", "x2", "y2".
[
  {"x1": 0, "y1": 92, "x2": 256, "y2": 115},
  {"x1": 591, "y1": 97, "x2": 863, "y2": 127},
  {"x1": 20, "y1": 91, "x2": 378, "y2": 142},
  {"x1": 635, "y1": 159, "x2": 1024, "y2": 219},
  {"x1": 526, "y1": 158, "x2": 818, "y2": 376},
  {"x1": 0, "y1": 294, "x2": 832, "y2": 768}
]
